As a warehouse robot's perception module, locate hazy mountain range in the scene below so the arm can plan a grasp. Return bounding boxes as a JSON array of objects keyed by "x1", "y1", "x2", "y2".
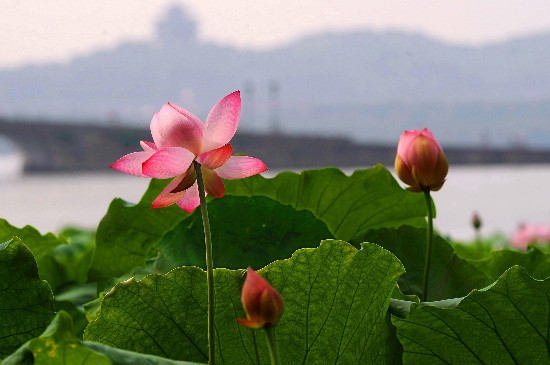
[{"x1": 2, "y1": 6, "x2": 550, "y2": 148}]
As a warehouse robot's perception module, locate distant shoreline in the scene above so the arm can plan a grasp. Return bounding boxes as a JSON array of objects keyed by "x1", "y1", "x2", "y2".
[{"x1": 1, "y1": 119, "x2": 549, "y2": 173}]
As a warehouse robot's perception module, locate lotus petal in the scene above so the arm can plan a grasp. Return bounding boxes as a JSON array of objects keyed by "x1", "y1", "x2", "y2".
[
  {"x1": 140, "y1": 141, "x2": 158, "y2": 153},
  {"x1": 110, "y1": 151, "x2": 154, "y2": 177},
  {"x1": 215, "y1": 156, "x2": 267, "y2": 180},
  {"x1": 201, "y1": 168, "x2": 225, "y2": 198},
  {"x1": 151, "y1": 175, "x2": 187, "y2": 209},
  {"x1": 152, "y1": 105, "x2": 203, "y2": 155},
  {"x1": 142, "y1": 147, "x2": 195, "y2": 179},
  {"x1": 202, "y1": 91, "x2": 240, "y2": 153},
  {"x1": 196, "y1": 144, "x2": 234, "y2": 170},
  {"x1": 176, "y1": 182, "x2": 201, "y2": 213}
]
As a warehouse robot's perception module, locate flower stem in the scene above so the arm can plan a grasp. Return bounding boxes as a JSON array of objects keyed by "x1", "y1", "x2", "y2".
[
  {"x1": 475, "y1": 229, "x2": 482, "y2": 257},
  {"x1": 265, "y1": 327, "x2": 280, "y2": 365},
  {"x1": 422, "y1": 190, "x2": 434, "y2": 302},
  {"x1": 194, "y1": 161, "x2": 215, "y2": 365}
]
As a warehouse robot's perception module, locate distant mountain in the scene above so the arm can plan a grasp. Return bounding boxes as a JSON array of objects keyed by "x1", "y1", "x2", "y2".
[{"x1": 2, "y1": 6, "x2": 550, "y2": 147}]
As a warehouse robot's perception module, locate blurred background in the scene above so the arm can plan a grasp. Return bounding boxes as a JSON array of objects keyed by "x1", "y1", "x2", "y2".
[{"x1": 0, "y1": 1, "x2": 549, "y2": 241}]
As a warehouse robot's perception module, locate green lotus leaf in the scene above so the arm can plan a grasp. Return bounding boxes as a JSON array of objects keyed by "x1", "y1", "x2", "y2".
[
  {"x1": 89, "y1": 179, "x2": 184, "y2": 282},
  {"x1": 154, "y1": 195, "x2": 333, "y2": 271},
  {"x1": 3, "y1": 311, "x2": 204, "y2": 365},
  {"x1": 85, "y1": 240, "x2": 404, "y2": 364},
  {"x1": 89, "y1": 166, "x2": 425, "y2": 285},
  {"x1": 359, "y1": 226, "x2": 491, "y2": 301},
  {"x1": 38, "y1": 234, "x2": 96, "y2": 292},
  {"x1": 0, "y1": 219, "x2": 66, "y2": 264},
  {"x1": 394, "y1": 266, "x2": 550, "y2": 364},
  {"x1": 0, "y1": 237, "x2": 55, "y2": 359},
  {"x1": 0, "y1": 219, "x2": 74, "y2": 291},
  {"x1": 470, "y1": 244, "x2": 550, "y2": 282},
  {"x1": 224, "y1": 165, "x2": 428, "y2": 241}
]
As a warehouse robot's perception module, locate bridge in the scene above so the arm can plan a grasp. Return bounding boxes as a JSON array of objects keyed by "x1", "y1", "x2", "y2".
[{"x1": 0, "y1": 118, "x2": 549, "y2": 173}]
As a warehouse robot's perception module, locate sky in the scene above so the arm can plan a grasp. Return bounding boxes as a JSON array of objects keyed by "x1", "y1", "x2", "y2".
[{"x1": 2, "y1": 1, "x2": 550, "y2": 68}]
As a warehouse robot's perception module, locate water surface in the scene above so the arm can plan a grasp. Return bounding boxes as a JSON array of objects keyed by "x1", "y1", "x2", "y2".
[{"x1": 0, "y1": 164, "x2": 548, "y2": 242}]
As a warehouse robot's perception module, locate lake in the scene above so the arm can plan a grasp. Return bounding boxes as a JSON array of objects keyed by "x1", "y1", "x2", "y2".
[{"x1": 0, "y1": 162, "x2": 548, "y2": 242}]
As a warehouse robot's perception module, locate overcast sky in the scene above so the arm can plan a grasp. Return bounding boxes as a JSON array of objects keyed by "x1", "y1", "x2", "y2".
[{"x1": 2, "y1": 0, "x2": 550, "y2": 68}]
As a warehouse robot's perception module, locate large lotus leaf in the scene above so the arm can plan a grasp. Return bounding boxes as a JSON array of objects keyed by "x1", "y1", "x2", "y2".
[
  {"x1": 224, "y1": 165, "x2": 428, "y2": 241},
  {"x1": 469, "y1": 245, "x2": 550, "y2": 282},
  {"x1": 359, "y1": 226, "x2": 491, "y2": 301},
  {"x1": 2, "y1": 311, "x2": 204, "y2": 365},
  {"x1": 89, "y1": 179, "x2": 184, "y2": 282},
  {"x1": 0, "y1": 238, "x2": 55, "y2": 359},
  {"x1": 85, "y1": 240, "x2": 404, "y2": 364},
  {"x1": 155, "y1": 195, "x2": 333, "y2": 271},
  {"x1": 393, "y1": 266, "x2": 550, "y2": 364}
]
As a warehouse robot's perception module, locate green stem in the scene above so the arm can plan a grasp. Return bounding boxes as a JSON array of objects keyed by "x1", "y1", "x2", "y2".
[
  {"x1": 422, "y1": 190, "x2": 434, "y2": 302},
  {"x1": 194, "y1": 161, "x2": 215, "y2": 365},
  {"x1": 475, "y1": 229, "x2": 482, "y2": 256},
  {"x1": 265, "y1": 327, "x2": 280, "y2": 365}
]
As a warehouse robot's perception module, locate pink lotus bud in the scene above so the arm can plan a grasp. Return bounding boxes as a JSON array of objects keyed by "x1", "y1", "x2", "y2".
[
  {"x1": 237, "y1": 267, "x2": 283, "y2": 329},
  {"x1": 472, "y1": 212, "x2": 482, "y2": 230},
  {"x1": 395, "y1": 128, "x2": 448, "y2": 192}
]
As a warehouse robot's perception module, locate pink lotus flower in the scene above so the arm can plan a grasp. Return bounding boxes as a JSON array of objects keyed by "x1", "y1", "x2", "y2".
[
  {"x1": 237, "y1": 267, "x2": 283, "y2": 329},
  {"x1": 509, "y1": 223, "x2": 550, "y2": 249},
  {"x1": 111, "y1": 91, "x2": 267, "y2": 213},
  {"x1": 395, "y1": 128, "x2": 448, "y2": 192}
]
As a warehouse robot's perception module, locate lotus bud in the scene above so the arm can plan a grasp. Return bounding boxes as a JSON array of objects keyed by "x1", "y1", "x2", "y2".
[
  {"x1": 237, "y1": 267, "x2": 283, "y2": 329},
  {"x1": 472, "y1": 212, "x2": 482, "y2": 230},
  {"x1": 395, "y1": 128, "x2": 448, "y2": 192}
]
